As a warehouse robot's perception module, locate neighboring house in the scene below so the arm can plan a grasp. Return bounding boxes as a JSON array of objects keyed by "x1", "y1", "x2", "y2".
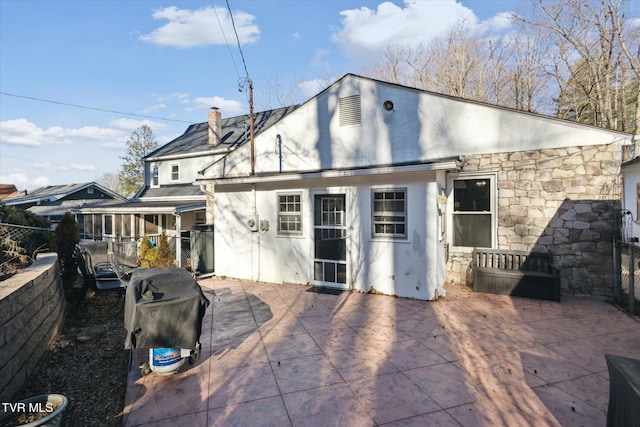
[
  {"x1": 3, "y1": 182, "x2": 126, "y2": 228},
  {"x1": 195, "y1": 73, "x2": 632, "y2": 300},
  {"x1": 620, "y1": 144, "x2": 640, "y2": 241},
  {"x1": 0, "y1": 184, "x2": 19, "y2": 200},
  {"x1": 72, "y1": 106, "x2": 295, "y2": 266}
]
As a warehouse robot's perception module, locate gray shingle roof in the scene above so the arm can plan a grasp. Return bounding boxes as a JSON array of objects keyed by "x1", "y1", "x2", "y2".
[
  {"x1": 137, "y1": 183, "x2": 204, "y2": 198},
  {"x1": 145, "y1": 106, "x2": 297, "y2": 159}
]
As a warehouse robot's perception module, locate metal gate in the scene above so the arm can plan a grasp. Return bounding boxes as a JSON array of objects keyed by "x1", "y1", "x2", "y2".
[{"x1": 613, "y1": 239, "x2": 639, "y2": 315}]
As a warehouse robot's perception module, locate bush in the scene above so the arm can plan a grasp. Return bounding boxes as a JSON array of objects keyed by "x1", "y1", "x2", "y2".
[
  {"x1": 137, "y1": 232, "x2": 174, "y2": 268},
  {"x1": 137, "y1": 234, "x2": 157, "y2": 268},
  {"x1": 154, "y1": 232, "x2": 175, "y2": 268},
  {"x1": 55, "y1": 211, "x2": 80, "y2": 279},
  {"x1": 0, "y1": 202, "x2": 56, "y2": 259}
]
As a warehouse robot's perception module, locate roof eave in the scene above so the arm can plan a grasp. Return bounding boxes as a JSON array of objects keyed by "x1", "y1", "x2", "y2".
[{"x1": 194, "y1": 159, "x2": 462, "y2": 186}]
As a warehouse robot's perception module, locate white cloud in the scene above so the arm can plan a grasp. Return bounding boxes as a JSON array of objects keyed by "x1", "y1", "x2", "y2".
[
  {"x1": 31, "y1": 162, "x2": 96, "y2": 172},
  {"x1": 110, "y1": 118, "x2": 166, "y2": 131},
  {"x1": 192, "y1": 96, "x2": 245, "y2": 115},
  {"x1": 0, "y1": 170, "x2": 49, "y2": 190},
  {"x1": 297, "y1": 78, "x2": 336, "y2": 98},
  {"x1": 0, "y1": 119, "x2": 121, "y2": 147},
  {"x1": 331, "y1": 0, "x2": 513, "y2": 64},
  {"x1": 140, "y1": 6, "x2": 259, "y2": 48}
]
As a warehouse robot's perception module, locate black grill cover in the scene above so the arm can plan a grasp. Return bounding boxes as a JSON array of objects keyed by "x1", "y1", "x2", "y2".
[
  {"x1": 606, "y1": 354, "x2": 640, "y2": 427},
  {"x1": 124, "y1": 268, "x2": 210, "y2": 349}
]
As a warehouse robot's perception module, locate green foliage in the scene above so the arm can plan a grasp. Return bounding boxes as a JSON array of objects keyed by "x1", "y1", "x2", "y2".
[
  {"x1": 118, "y1": 125, "x2": 159, "y2": 198},
  {"x1": 137, "y1": 233, "x2": 157, "y2": 268},
  {"x1": 0, "y1": 202, "x2": 56, "y2": 260},
  {"x1": 137, "y1": 232, "x2": 175, "y2": 268},
  {"x1": 155, "y1": 232, "x2": 175, "y2": 268},
  {"x1": 55, "y1": 211, "x2": 80, "y2": 279}
]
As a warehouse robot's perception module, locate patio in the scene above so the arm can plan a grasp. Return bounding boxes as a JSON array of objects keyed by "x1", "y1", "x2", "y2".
[{"x1": 122, "y1": 279, "x2": 640, "y2": 426}]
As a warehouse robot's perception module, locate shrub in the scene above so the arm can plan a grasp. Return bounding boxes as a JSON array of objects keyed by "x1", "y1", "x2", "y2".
[
  {"x1": 55, "y1": 211, "x2": 80, "y2": 279},
  {"x1": 0, "y1": 202, "x2": 55, "y2": 259},
  {"x1": 137, "y1": 232, "x2": 175, "y2": 268},
  {"x1": 154, "y1": 232, "x2": 175, "y2": 267},
  {"x1": 137, "y1": 234, "x2": 157, "y2": 268}
]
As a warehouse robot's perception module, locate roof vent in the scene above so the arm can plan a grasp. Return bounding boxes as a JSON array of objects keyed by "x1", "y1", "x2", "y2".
[{"x1": 339, "y1": 95, "x2": 361, "y2": 127}]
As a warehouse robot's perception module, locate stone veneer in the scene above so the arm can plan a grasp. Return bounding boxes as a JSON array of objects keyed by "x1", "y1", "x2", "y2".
[
  {"x1": 446, "y1": 142, "x2": 622, "y2": 298},
  {"x1": 0, "y1": 253, "x2": 65, "y2": 402}
]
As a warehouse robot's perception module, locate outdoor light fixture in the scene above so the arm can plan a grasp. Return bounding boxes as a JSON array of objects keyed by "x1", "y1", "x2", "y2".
[{"x1": 383, "y1": 100, "x2": 394, "y2": 111}]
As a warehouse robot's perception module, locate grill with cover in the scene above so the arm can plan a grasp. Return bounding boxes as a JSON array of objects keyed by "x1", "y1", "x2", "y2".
[{"x1": 124, "y1": 268, "x2": 210, "y2": 375}]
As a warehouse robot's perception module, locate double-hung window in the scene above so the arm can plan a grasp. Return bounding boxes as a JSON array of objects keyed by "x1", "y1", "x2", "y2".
[
  {"x1": 170, "y1": 164, "x2": 179, "y2": 181},
  {"x1": 372, "y1": 189, "x2": 407, "y2": 238},
  {"x1": 151, "y1": 166, "x2": 159, "y2": 187},
  {"x1": 278, "y1": 193, "x2": 302, "y2": 235},
  {"x1": 451, "y1": 176, "x2": 494, "y2": 248}
]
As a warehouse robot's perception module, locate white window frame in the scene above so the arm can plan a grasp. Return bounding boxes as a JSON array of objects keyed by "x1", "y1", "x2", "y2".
[
  {"x1": 371, "y1": 188, "x2": 408, "y2": 239},
  {"x1": 170, "y1": 163, "x2": 180, "y2": 182},
  {"x1": 277, "y1": 192, "x2": 303, "y2": 235},
  {"x1": 447, "y1": 172, "x2": 497, "y2": 251}
]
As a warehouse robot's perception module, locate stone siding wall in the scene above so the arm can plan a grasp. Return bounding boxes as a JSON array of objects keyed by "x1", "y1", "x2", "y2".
[
  {"x1": 0, "y1": 253, "x2": 65, "y2": 402},
  {"x1": 446, "y1": 142, "x2": 622, "y2": 298}
]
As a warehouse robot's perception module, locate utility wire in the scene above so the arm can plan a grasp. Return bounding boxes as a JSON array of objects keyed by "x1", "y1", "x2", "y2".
[
  {"x1": 225, "y1": 0, "x2": 251, "y2": 83},
  {"x1": 0, "y1": 92, "x2": 194, "y2": 124},
  {"x1": 210, "y1": 0, "x2": 241, "y2": 79}
]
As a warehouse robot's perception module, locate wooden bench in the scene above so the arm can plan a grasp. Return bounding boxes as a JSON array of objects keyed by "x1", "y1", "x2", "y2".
[{"x1": 472, "y1": 248, "x2": 561, "y2": 301}]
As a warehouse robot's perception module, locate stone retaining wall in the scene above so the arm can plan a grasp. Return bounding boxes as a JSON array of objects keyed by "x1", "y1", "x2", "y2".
[
  {"x1": 0, "y1": 253, "x2": 65, "y2": 402},
  {"x1": 446, "y1": 142, "x2": 622, "y2": 298}
]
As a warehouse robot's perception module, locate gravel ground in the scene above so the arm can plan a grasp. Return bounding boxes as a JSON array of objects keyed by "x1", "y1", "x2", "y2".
[{"x1": 14, "y1": 287, "x2": 129, "y2": 426}]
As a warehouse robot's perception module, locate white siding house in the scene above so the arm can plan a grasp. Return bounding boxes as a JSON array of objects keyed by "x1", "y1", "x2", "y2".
[{"x1": 197, "y1": 74, "x2": 632, "y2": 299}]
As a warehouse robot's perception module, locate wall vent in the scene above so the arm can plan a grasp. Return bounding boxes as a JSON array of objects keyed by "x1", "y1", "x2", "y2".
[{"x1": 339, "y1": 94, "x2": 361, "y2": 127}]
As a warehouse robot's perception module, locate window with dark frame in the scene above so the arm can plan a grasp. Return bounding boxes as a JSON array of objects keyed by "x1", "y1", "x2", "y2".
[
  {"x1": 278, "y1": 193, "x2": 302, "y2": 234},
  {"x1": 372, "y1": 189, "x2": 407, "y2": 238},
  {"x1": 452, "y1": 177, "x2": 492, "y2": 248}
]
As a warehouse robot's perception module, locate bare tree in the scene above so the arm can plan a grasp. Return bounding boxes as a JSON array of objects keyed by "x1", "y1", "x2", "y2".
[
  {"x1": 97, "y1": 172, "x2": 121, "y2": 194},
  {"x1": 516, "y1": 0, "x2": 638, "y2": 131}
]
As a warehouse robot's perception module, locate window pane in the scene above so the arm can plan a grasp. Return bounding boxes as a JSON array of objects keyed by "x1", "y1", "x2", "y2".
[
  {"x1": 372, "y1": 189, "x2": 406, "y2": 237},
  {"x1": 278, "y1": 193, "x2": 302, "y2": 234},
  {"x1": 453, "y1": 214, "x2": 491, "y2": 247},
  {"x1": 454, "y1": 179, "x2": 490, "y2": 212},
  {"x1": 324, "y1": 262, "x2": 336, "y2": 282},
  {"x1": 337, "y1": 263, "x2": 347, "y2": 284}
]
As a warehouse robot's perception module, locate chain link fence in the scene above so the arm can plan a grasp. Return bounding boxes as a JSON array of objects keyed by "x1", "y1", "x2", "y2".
[
  {"x1": 613, "y1": 240, "x2": 639, "y2": 315},
  {"x1": 1, "y1": 222, "x2": 55, "y2": 276}
]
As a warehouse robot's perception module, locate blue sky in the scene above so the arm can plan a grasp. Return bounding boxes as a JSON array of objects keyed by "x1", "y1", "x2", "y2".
[{"x1": 1, "y1": 0, "x2": 522, "y2": 191}]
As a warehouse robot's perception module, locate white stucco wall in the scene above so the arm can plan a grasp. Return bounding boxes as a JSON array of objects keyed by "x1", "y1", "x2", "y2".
[
  {"x1": 622, "y1": 160, "x2": 640, "y2": 240},
  {"x1": 213, "y1": 170, "x2": 447, "y2": 300},
  {"x1": 207, "y1": 75, "x2": 628, "y2": 178}
]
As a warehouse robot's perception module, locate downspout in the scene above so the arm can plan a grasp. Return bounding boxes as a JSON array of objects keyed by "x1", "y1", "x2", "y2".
[
  {"x1": 277, "y1": 134, "x2": 282, "y2": 173},
  {"x1": 251, "y1": 184, "x2": 260, "y2": 281},
  {"x1": 174, "y1": 209, "x2": 181, "y2": 267}
]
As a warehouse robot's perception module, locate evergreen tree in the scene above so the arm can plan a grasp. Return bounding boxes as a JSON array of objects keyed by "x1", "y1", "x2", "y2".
[
  {"x1": 137, "y1": 233, "x2": 157, "y2": 268},
  {"x1": 118, "y1": 125, "x2": 159, "y2": 198},
  {"x1": 55, "y1": 211, "x2": 80, "y2": 279},
  {"x1": 155, "y1": 232, "x2": 175, "y2": 268}
]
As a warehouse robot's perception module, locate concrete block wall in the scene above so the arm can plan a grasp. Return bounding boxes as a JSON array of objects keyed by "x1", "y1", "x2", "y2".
[
  {"x1": 0, "y1": 253, "x2": 65, "y2": 402},
  {"x1": 446, "y1": 142, "x2": 622, "y2": 298}
]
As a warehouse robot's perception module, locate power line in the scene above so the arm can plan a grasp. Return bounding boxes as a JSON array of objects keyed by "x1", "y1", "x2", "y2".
[
  {"x1": 0, "y1": 92, "x2": 194, "y2": 124},
  {"x1": 225, "y1": 0, "x2": 251, "y2": 82},
  {"x1": 210, "y1": 0, "x2": 241, "y2": 79}
]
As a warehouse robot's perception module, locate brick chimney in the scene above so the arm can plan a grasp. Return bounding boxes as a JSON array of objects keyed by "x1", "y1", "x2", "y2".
[{"x1": 208, "y1": 107, "x2": 221, "y2": 146}]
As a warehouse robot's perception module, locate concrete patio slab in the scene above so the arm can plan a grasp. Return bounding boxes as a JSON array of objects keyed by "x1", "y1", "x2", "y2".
[{"x1": 122, "y1": 279, "x2": 640, "y2": 426}]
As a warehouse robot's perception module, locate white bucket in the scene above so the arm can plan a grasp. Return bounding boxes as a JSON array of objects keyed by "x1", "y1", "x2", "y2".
[{"x1": 149, "y1": 348, "x2": 185, "y2": 375}]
